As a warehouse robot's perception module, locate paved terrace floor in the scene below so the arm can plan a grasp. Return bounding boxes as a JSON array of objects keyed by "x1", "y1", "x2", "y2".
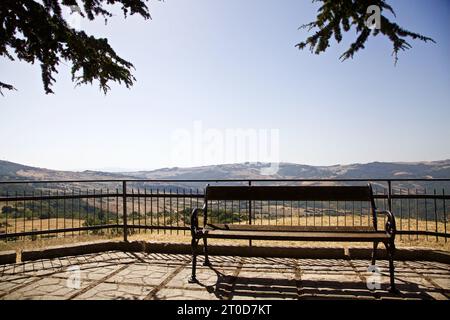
[{"x1": 0, "y1": 251, "x2": 449, "y2": 300}]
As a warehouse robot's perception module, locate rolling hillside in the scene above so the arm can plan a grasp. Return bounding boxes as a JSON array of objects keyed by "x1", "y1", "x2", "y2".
[
  {"x1": 0, "y1": 159, "x2": 449, "y2": 192},
  {"x1": 1, "y1": 159, "x2": 449, "y2": 182},
  {"x1": 122, "y1": 160, "x2": 450, "y2": 180}
]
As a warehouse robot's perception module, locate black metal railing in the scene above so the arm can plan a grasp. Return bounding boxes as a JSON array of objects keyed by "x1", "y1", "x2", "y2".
[{"x1": 0, "y1": 179, "x2": 448, "y2": 242}]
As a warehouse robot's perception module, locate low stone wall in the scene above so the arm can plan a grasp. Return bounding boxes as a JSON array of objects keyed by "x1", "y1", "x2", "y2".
[
  {"x1": 21, "y1": 240, "x2": 123, "y2": 261},
  {"x1": 0, "y1": 250, "x2": 16, "y2": 265},
  {"x1": 15, "y1": 240, "x2": 450, "y2": 264},
  {"x1": 348, "y1": 247, "x2": 450, "y2": 263}
]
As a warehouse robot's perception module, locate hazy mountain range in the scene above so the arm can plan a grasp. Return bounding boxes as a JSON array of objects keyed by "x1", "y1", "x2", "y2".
[{"x1": 1, "y1": 159, "x2": 449, "y2": 181}]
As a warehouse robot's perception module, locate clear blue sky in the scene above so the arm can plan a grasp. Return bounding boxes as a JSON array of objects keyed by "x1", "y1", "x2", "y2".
[{"x1": 1, "y1": 0, "x2": 449, "y2": 171}]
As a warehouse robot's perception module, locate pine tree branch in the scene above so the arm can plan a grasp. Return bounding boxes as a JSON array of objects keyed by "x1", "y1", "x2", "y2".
[
  {"x1": 296, "y1": 0, "x2": 435, "y2": 64},
  {"x1": 0, "y1": 0, "x2": 152, "y2": 94}
]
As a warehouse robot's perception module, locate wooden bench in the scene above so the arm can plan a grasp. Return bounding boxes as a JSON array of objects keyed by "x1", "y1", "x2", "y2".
[{"x1": 189, "y1": 184, "x2": 398, "y2": 293}]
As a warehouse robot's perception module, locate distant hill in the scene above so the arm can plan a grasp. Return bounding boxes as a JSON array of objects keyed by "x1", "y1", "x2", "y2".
[
  {"x1": 0, "y1": 159, "x2": 449, "y2": 195},
  {"x1": 0, "y1": 160, "x2": 135, "y2": 182},
  {"x1": 1, "y1": 159, "x2": 449, "y2": 182},
  {"x1": 122, "y1": 160, "x2": 450, "y2": 180}
]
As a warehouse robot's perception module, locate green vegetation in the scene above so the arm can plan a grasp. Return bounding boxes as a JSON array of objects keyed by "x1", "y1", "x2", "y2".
[
  {"x1": 0, "y1": 199, "x2": 116, "y2": 222},
  {"x1": 209, "y1": 209, "x2": 247, "y2": 224}
]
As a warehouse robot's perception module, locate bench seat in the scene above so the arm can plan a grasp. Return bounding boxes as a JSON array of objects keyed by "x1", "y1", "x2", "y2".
[
  {"x1": 199, "y1": 224, "x2": 390, "y2": 242},
  {"x1": 203, "y1": 223, "x2": 378, "y2": 232}
]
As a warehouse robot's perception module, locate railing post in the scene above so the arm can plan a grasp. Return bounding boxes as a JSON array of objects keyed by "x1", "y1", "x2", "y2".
[
  {"x1": 248, "y1": 180, "x2": 252, "y2": 247},
  {"x1": 434, "y1": 189, "x2": 438, "y2": 242},
  {"x1": 387, "y1": 180, "x2": 392, "y2": 212},
  {"x1": 123, "y1": 180, "x2": 128, "y2": 242},
  {"x1": 443, "y1": 188, "x2": 447, "y2": 243},
  {"x1": 248, "y1": 180, "x2": 252, "y2": 225}
]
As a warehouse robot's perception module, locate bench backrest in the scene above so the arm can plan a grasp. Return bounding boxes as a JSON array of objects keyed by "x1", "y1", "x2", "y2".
[
  {"x1": 205, "y1": 185, "x2": 374, "y2": 202},
  {"x1": 204, "y1": 184, "x2": 377, "y2": 228}
]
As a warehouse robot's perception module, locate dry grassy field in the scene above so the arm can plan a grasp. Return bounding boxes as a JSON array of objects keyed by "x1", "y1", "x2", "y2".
[
  {"x1": 1, "y1": 197, "x2": 448, "y2": 253},
  {"x1": 1, "y1": 215, "x2": 448, "y2": 253},
  {"x1": 0, "y1": 218, "x2": 85, "y2": 234},
  {"x1": 2, "y1": 215, "x2": 445, "y2": 235}
]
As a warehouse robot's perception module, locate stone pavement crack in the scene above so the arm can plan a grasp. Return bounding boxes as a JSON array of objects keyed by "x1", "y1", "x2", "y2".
[
  {"x1": 294, "y1": 260, "x2": 304, "y2": 299},
  {"x1": 67, "y1": 264, "x2": 131, "y2": 300},
  {"x1": 224, "y1": 257, "x2": 244, "y2": 300},
  {"x1": 0, "y1": 276, "x2": 43, "y2": 299},
  {"x1": 403, "y1": 261, "x2": 450, "y2": 299},
  {"x1": 0, "y1": 260, "x2": 81, "y2": 299},
  {"x1": 144, "y1": 262, "x2": 189, "y2": 300},
  {"x1": 129, "y1": 252, "x2": 146, "y2": 263},
  {"x1": 344, "y1": 256, "x2": 381, "y2": 300}
]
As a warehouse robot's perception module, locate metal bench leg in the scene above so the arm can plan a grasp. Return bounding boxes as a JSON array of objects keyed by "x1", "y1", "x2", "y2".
[
  {"x1": 189, "y1": 238, "x2": 198, "y2": 283},
  {"x1": 203, "y1": 237, "x2": 211, "y2": 266},
  {"x1": 386, "y1": 241, "x2": 399, "y2": 294},
  {"x1": 371, "y1": 241, "x2": 378, "y2": 265}
]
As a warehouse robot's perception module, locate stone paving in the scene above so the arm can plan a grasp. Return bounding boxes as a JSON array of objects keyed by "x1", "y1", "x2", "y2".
[{"x1": 0, "y1": 251, "x2": 449, "y2": 300}]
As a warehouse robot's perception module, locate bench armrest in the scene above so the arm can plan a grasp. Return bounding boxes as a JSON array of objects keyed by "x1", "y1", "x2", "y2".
[
  {"x1": 375, "y1": 210, "x2": 396, "y2": 239},
  {"x1": 191, "y1": 203, "x2": 206, "y2": 237}
]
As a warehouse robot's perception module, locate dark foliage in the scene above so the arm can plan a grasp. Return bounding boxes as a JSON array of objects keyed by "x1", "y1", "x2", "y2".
[
  {"x1": 0, "y1": 0, "x2": 151, "y2": 95},
  {"x1": 297, "y1": 0, "x2": 435, "y2": 63}
]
